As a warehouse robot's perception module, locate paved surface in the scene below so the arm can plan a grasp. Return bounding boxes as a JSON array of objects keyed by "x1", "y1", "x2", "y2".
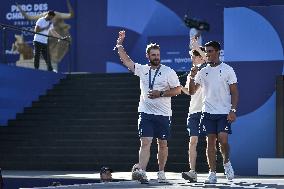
[{"x1": 3, "y1": 171, "x2": 284, "y2": 189}]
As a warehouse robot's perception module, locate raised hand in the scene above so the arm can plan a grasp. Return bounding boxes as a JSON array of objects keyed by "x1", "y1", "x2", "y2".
[
  {"x1": 117, "y1": 30, "x2": 125, "y2": 45},
  {"x1": 189, "y1": 66, "x2": 198, "y2": 78},
  {"x1": 190, "y1": 37, "x2": 199, "y2": 50}
]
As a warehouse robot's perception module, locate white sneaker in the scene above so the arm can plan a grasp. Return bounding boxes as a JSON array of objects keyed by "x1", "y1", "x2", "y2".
[
  {"x1": 224, "y1": 161, "x2": 234, "y2": 181},
  {"x1": 157, "y1": 171, "x2": 167, "y2": 183},
  {"x1": 181, "y1": 170, "x2": 197, "y2": 182},
  {"x1": 204, "y1": 171, "x2": 217, "y2": 184},
  {"x1": 132, "y1": 169, "x2": 148, "y2": 183}
]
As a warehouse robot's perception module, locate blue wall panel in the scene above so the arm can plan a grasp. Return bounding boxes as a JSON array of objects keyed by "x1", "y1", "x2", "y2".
[
  {"x1": 0, "y1": 64, "x2": 64, "y2": 125},
  {"x1": 224, "y1": 6, "x2": 284, "y2": 175}
]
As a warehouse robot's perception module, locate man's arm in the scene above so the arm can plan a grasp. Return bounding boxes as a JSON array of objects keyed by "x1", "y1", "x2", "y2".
[
  {"x1": 227, "y1": 83, "x2": 239, "y2": 122},
  {"x1": 116, "y1": 31, "x2": 135, "y2": 72},
  {"x1": 34, "y1": 25, "x2": 42, "y2": 33},
  {"x1": 181, "y1": 87, "x2": 190, "y2": 95},
  {"x1": 34, "y1": 21, "x2": 51, "y2": 33},
  {"x1": 147, "y1": 86, "x2": 181, "y2": 99},
  {"x1": 230, "y1": 83, "x2": 239, "y2": 110},
  {"x1": 161, "y1": 86, "x2": 182, "y2": 97},
  {"x1": 50, "y1": 28, "x2": 62, "y2": 39}
]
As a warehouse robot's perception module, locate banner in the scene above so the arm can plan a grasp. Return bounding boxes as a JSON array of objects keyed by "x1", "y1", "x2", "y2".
[{"x1": 0, "y1": 0, "x2": 76, "y2": 71}]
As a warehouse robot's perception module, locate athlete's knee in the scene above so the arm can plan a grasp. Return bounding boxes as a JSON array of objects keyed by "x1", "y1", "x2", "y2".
[
  {"x1": 207, "y1": 142, "x2": 216, "y2": 152},
  {"x1": 219, "y1": 139, "x2": 229, "y2": 147},
  {"x1": 218, "y1": 133, "x2": 228, "y2": 145},
  {"x1": 157, "y1": 139, "x2": 168, "y2": 149},
  {"x1": 189, "y1": 137, "x2": 198, "y2": 147},
  {"x1": 140, "y1": 137, "x2": 152, "y2": 149}
]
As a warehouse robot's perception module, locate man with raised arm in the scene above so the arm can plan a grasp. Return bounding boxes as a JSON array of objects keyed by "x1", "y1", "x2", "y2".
[
  {"x1": 181, "y1": 38, "x2": 207, "y2": 182},
  {"x1": 116, "y1": 30, "x2": 181, "y2": 183}
]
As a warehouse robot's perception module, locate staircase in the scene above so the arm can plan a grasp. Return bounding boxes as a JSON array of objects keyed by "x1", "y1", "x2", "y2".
[{"x1": 0, "y1": 73, "x2": 222, "y2": 172}]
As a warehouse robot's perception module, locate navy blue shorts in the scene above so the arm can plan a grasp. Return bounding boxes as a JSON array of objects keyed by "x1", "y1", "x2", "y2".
[
  {"x1": 200, "y1": 112, "x2": 232, "y2": 135},
  {"x1": 187, "y1": 112, "x2": 205, "y2": 136},
  {"x1": 138, "y1": 112, "x2": 172, "y2": 140}
]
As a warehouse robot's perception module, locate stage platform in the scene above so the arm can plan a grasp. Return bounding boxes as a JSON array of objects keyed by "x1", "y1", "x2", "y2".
[{"x1": 2, "y1": 171, "x2": 284, "y2": 189}]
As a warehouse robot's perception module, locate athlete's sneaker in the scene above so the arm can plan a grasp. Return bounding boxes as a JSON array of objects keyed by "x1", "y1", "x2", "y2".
[
  {"x1": 224, "y1": 161, "x2": 234, "y2": 181},
  {"x1": 181, "y1": 170, "x2": 197, "y2": 182},
  {"x1": 157, "y1": 171, "x2": 167, "y2": 183},
  {"x1": 204, "y1": 171, "x2": 217, "y2": 184},
  {"x1": 132, "y1": 169, "x2": 148, "y2": 183},
  {"x1": 139, "y1": 171, "x2": 149, "y2": 184}
]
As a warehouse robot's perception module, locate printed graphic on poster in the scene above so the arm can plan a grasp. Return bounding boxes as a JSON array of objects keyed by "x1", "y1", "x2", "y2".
[{"x1": 0, "y1": 0, "x2": 75, "y2": 71}]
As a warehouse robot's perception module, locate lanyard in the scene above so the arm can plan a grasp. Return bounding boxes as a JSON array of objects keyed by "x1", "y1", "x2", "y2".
[{"x1": 148, "y1": 65, "x2": 161, "y2": 90}]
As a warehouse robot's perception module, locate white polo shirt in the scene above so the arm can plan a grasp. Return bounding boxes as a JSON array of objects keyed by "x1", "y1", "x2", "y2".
[
  {"x1": 33, "y1": 17, "x2": 54, "y2": 44},
  {"x1": 134, "y1": 63, "x2": 180, "y2": 116},
  {"x1": 195, "y1": 63, "x2": 237, "y2": 114}
]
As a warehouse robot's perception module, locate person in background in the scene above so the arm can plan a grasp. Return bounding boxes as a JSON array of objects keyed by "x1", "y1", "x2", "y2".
[
  {"x1": 33, "y1": 10, "x2": 63, "y2": 71},
  {"x1": 100, "y1": 166, "x2": 113, "y2": 182}
]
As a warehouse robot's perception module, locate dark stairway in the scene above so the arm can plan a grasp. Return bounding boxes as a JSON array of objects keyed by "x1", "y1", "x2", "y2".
[{"x1": 0, "y1": 73, "x2": 222, "y2": 172}]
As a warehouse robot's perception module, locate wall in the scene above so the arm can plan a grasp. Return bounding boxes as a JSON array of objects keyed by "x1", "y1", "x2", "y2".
[
  {"x1": 0, "y1": 64, "x2": 64, "y2": 125},
  {"x1": 224, "y1": 6, "x2": 284, "y2": 175}
]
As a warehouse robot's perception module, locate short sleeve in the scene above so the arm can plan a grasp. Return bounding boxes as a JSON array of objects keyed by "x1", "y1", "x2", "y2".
[
  {"x1": 227, "y1": 67, "x2": 238, "y2": 85},
  {"x1": 134, "y1": 63, "x2": 143, "y2": 77},
  {"x1": 36, "y1": 18, "x2": 44, "y2": 27},
  {"x1": 167, "y1": 69, "x2": 180, "y2": 88}
]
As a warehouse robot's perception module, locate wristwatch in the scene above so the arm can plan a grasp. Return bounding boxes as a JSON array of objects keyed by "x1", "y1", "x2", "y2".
[
  {"x1": 230, "y1": 108, "x2": 237, "y2": 113},
  {"x1": 160, "y1": 91, "x2": 165, "y2": 97}
]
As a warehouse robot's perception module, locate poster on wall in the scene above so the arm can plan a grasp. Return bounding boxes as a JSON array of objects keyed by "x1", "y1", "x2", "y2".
[{"x1": 0, "y1": 0, "x2": 76, "y2": 72}]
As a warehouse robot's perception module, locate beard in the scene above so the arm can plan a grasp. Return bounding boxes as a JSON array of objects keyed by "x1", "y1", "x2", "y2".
[{"x1": 149, "y1": 59, "x2": 160, "y2": 66}]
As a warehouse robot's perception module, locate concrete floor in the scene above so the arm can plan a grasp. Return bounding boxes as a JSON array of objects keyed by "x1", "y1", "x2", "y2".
[{"x1": 3, "y1": 171, "x2": 284, "y2": 189}]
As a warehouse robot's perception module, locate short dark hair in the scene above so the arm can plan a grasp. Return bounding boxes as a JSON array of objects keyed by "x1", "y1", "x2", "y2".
[
  {"x1": 47, "y1": 10, "x2": 56, "y2": 17},
  {"x1": 146, "y1": 43, "x2": 160, "y2": 54},
  {"x1": 205, "y1": 41, "x2": 221, "y2": 51},
  {"x1": 191, "y1": 46, "x2": 205, "y2": 57},
  {"x1": 100, "y1": 166, "x2": 113, "y2": 175}
]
